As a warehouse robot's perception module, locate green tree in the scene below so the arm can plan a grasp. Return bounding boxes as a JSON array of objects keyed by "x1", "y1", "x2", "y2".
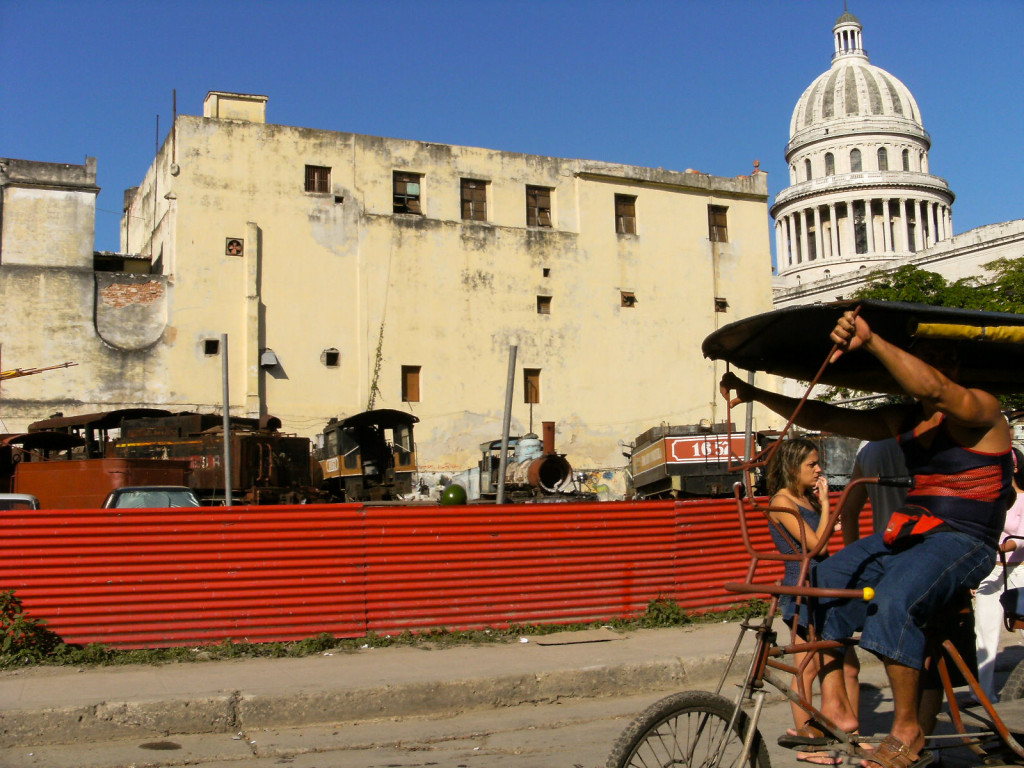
[{"x1": 845, "y1": 259, "x2": 1024, "y2": 410}]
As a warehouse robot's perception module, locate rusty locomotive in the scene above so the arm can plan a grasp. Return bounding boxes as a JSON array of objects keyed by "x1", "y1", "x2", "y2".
[{"x1": 10, "y1": 408, "x2": 420, "y2": 506}]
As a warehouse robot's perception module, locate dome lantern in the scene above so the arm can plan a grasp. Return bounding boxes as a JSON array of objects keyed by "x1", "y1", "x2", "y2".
[{"x1": 833, "y1": 11, "x2": 866, "y2": 61}]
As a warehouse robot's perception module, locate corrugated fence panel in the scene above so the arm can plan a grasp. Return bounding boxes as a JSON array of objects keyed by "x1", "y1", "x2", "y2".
[
  {"x1": 0, "y1": 495, "x2": 859, "y2": 648},
  {"x1": 0, "y1": 505, "x2": 369, "y2": 647}
]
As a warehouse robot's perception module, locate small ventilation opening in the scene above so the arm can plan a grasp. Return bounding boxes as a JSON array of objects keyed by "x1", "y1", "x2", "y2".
[{"x1": 203, "y1": 339, "x2": 220, "y2": 356}]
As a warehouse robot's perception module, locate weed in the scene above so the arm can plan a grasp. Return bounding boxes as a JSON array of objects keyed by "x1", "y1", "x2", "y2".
[{"x1": 0, "y1": 594, "x2": 768, "y2": 669}]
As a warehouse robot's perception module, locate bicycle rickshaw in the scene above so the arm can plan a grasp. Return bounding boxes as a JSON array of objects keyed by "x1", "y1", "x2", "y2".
[{"x1": 607, "y1": 300, "x2": 1024, "y2": 768}]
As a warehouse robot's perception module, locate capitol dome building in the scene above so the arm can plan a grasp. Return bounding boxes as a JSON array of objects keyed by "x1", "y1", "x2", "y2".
[{"x1": 771, "y1": 11, "x2": 955, "y2": 301}]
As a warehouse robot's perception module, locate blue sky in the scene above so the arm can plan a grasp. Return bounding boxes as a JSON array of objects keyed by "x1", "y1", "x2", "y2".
[{"x1": 2, "y1": 0, "x2": 1021, "y2": 257}]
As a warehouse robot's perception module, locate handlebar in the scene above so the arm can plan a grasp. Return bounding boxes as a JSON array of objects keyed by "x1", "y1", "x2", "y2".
[{"x1": 724, "y1": 582, "x2": 875, "y2": 601}]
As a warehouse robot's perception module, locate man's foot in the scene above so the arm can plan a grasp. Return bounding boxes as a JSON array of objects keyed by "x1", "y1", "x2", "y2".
[{"x1": 860, "y1": 735, "x2": 933, "y2": 768}]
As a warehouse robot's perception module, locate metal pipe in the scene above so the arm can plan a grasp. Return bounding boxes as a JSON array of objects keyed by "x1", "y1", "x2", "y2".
[
  {"x1": 221, "y1": 333, "x2": 233, "y2": 506},
  {"x1": 743, "y1": 370, "x2": 755, "y2": 495},
  {"x1": 496, "y1": 345, "x2": 517, "y2": 505}
]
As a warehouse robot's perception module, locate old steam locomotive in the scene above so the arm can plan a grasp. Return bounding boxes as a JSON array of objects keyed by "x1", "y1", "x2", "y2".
[{"x1": 17, "y1": 407, "x2": 419, "y2": 505}]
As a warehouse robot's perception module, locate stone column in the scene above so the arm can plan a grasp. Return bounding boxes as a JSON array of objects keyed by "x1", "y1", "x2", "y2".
[
  {"x1": 842, "y1": 201, "x2": 857, "y2": 259},
  {"x1": 813, "y1": 205, "x2": 824, "y2": 262},
  {"x1": 775, "y1": 220, "x2": 784, "y2": 268},
  {"x1": 828, "y1": 203, "x2": 839, "y2": 258},
  {"x1": 800, "y1": 210, "x2": 810, "y2": 263},
  {"x1": 881, "y1": 199, "x2": 892, "y2": 253},
  {"x1": 912, "y1": 200, "x2": 924, "y2": 252},
  {"x1": 784, "y1": 215, "x2": 794, "y2": 266},
  {"x1": 864, "y1": 198, "x2": 876, "y2": 254}
]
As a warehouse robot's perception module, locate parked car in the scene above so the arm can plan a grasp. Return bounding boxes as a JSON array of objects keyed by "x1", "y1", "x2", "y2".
[
  {"x1": 0, "y1": 493, "x2": 41, "y2": 510},
  {"x1": 102, "y1": 486, "x2": 201, "y2": 509}
]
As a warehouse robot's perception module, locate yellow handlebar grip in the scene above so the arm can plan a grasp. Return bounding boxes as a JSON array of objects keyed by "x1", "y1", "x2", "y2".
[{"x1": 863, "y1": 587, "x2": 875, "y2": 601}]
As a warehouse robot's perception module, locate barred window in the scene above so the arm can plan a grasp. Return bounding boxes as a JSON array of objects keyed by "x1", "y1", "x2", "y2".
[{"x1": 305, "y1": 165, "x2": 331, "y2": 193}]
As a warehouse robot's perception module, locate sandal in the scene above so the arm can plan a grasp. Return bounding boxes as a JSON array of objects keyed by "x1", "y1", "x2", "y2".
[
  {"x1": 798, "y1": 752, "x2": 844, "y2": 765},
  {"x1": 860, "y1": 735, "x2": 933, "y2": 768},
  {"x1": 778, "y1": 719, "x2": 841, "y2": 750}
]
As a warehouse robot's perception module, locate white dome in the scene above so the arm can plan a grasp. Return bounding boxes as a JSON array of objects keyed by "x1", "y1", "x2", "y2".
[{"x1": 791, "y1": 59, "x2": 922, "y2": 137}]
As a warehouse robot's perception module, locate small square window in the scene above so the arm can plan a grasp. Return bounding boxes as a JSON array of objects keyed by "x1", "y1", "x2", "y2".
[
  {"x1": 203, "y1": 339, "x2": 220, "y2": 356},
  {"x1": 225, "y1": 238, "x2": 244, "y2": 256},
  {"x1": 615, "y1": 194, "x2": 637, "y2": 235},
  {"x1": 305, "y1": 165, "x2": 331, "y2": 193},
  {"x1": 523, "y1": 368, "x2": 541, "y2": 404},
  {"x1": 542, "y1": 267, "x2": 551, "y2": 278},
  {"x1": 621, "y1": 291, "x2": 637, "y2": 308},
  {"x1": 461, "y1": 178, "x2": 488, "y2": 221},
  {"x1": 537, "y1": 296, "x2": 552, "y2": 314},
  {"x1": 402, "y1": 365, "x2": 421, "y2": 402},
  {"x1": 526, "y1": 185, "x2": 552, "y2": 228},
  {"x1": 708, "y1": 205, "x2": 728, "y2": 243},
  {"x1": 322, "y1": 348, "x2": 340, "y2": 367},
  {"x1": 714, "y1": 297, "x2": 729, "y2": 313},
  {"x1": 394, "y1": 171, "x2": 422, "y2": 215}
]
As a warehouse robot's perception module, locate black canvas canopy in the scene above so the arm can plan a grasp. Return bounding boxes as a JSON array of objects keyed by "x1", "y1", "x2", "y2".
[{"x1": 702, "y1": 300, "x2": 1024, "y2": 395}]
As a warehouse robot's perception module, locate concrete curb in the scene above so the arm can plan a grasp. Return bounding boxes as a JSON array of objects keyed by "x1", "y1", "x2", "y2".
[{"x1": 0, "y1": 653, "x2": 751, "y2": 748}]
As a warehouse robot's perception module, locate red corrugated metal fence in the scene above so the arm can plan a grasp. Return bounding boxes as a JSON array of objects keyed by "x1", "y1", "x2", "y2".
[{"x1": 0, "y1": 497, "x2": 841, "y2": 649}]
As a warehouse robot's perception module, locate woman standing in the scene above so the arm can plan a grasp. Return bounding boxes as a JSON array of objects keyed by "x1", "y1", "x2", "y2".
[
  {"x1": 974, "y1": 446, "x2": 1024, "y2": 702},
  {"x1": 766, "y1": 439, "x2": 838, "y2": 764}
]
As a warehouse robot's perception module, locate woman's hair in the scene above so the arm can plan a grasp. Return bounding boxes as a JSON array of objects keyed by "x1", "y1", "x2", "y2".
[
  {"x1": 765, "y1": 438, "x2": 820, "y2": 505},
  {"x1": 1012, "y1": 446, "x2": 1024, "y2": 489}
]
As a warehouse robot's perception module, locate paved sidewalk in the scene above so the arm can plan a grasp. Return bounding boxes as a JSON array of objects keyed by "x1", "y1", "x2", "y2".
[
  {"x1": 0, "y1": 622, "x2": 757, "y2": 749},
  {"x1": 1, "y1": 620, "x2": 1021, "y2": 752}
]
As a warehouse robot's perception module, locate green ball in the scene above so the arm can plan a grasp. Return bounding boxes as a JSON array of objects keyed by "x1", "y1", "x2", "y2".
[{"x1": 440, "y1": 484, "x2": 468, "y2": 505}]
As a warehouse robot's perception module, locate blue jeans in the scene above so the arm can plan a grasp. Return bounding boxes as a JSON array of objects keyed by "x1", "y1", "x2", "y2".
[{"x1": 810, "y1": 530, "x2": 994, "y2": 669}]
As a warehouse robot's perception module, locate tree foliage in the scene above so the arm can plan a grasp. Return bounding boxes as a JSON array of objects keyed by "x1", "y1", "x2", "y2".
[
  {"x1": 853, "y1": 259, "x2": 1024, "y2": 313},
  {"x1": 848, "y1": 259, "x2": 1024, "y2": 409}
]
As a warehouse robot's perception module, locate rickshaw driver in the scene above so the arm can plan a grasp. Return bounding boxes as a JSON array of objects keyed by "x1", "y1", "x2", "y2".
[{"x1": 720, "y1": 309, "x2": 1014, "y2": 768}]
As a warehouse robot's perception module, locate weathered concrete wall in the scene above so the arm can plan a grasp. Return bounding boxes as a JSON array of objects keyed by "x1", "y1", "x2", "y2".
[
  {"x1": 0, "y1": 157, "x2": 98, "y2": 269},
  {"x1": 113, "y1": 95, "x2": 777, "y2": 471}
]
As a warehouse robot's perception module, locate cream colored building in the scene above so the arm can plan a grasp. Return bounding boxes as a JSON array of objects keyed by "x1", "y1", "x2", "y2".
[
  {"x1": 772, "y1": 10, "x2": 1022, "y2": 309},
  {"x1": 1, "y1": 93, "x2": 775, "y2": 477}
]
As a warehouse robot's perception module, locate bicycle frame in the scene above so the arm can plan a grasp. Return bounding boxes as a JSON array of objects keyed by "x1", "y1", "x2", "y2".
[{"x1": 712, "y1": 477, "x2": 1024, "y2": 766}]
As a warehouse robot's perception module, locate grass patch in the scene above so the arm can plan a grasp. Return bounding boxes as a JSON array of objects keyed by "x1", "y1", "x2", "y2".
[{"x1": 0, "y1": 593, "x2": 769, "y2": 669}]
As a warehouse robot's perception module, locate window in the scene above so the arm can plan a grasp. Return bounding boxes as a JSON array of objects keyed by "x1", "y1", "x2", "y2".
[
  {"x1": 804, "y1": 159, "x2": 812, "y2": 181},
  {"x1": 526, "y1": 186, "x2": 552, "y2": 228},
  {"x1": 305, "y1": 165, "x2": 331, "y2": 193},
  {"x1": 825, "y1": 152, "x2": 835, "y2": 176},
  {"x1": 708, "y1": 205, "x2": 728, "y2": 243},
  {"x1": 615, "y1": 194, "x2": 637, "y2": 234},
  {"x1": 401, "y1": 365, "x2": 421, "y2": 402},
  {"x1": 461, "y1": 178, "x2": 487, "y2": 221},
  {"x1": 542, "y1": 267, "x2": 551, "y2": 277},
  {"x1": 850, "y1": 148, "x2": 862, "y2": 173},
  {"x1": 537, "y1": 295, "x2": 552, "y2": 314},
  {"x1": 322, "y1": 348, "x2": 340, "y2": 367},
  {"x1": 714, "y1": 297, "x2": 729, "y2": 313},
  {"x1": 621, "y1": 291, "x2": 637, "y2": 308},
  {"x1": 902, "y1": 149, "x2": 911, "y2": 171},
  {"x1": 877, "y1": 147, "x2": 888, "y2": 171},
  {"x1": 393, "y1": 172, "x2": 422, "y2": 214},
  {"x1": 203, "y1": 339, "x2": 220, "y2": 356},
  {"x1": 523, "y1": 368, "x2": 541, "y2": 404}
]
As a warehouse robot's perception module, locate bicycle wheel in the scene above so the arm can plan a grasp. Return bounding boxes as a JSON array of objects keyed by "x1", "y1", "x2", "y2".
[
  {"x1": 1001, "y1": 656, "x2": 1024, "y2": 701},
  {"x1": 606, "y1": 690, "x2": 771, "y2": 768}
]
